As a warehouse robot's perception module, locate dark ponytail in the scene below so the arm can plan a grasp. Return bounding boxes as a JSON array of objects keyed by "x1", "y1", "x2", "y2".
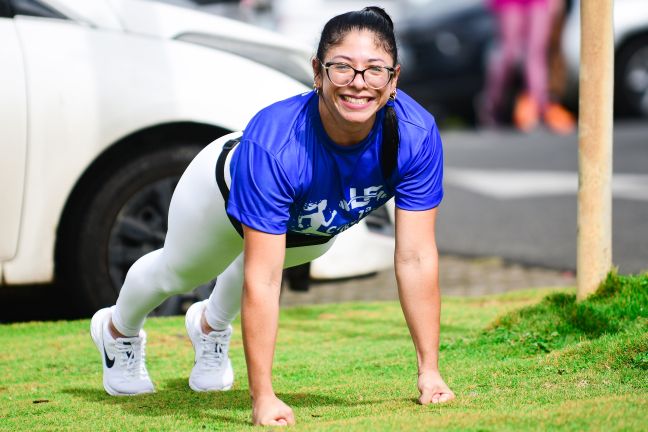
[
  {"x1": 382, "y1": 93, "x2": 399, "y2": 180},
  {"x1": 316, "y1": 6, "x2": 400, "y2": 178}
]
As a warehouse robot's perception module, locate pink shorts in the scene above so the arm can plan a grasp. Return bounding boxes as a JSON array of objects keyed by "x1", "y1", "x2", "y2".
[{"x1": 489, "y1": 0, "x2": 548, "y2": 12}]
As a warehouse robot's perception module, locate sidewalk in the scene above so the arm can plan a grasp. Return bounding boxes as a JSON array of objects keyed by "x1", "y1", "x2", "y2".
[{"x1": 280, "y1": 254, "x2": 576, "y2": 307}]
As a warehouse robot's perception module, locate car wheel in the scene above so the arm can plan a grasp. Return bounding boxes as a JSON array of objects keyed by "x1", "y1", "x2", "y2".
[
  {"x1": 284, "y1": 263, "x2": 311, "y2": 292},
  {"x1": 616, "y1": 35, "x2": 648, "y2": 117},
  {"x1": 60, "y1": 144, "x2": 214, "y2": 316}
]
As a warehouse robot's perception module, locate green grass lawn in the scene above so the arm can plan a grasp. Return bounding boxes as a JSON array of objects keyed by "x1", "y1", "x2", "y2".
[{"x1": 1, "y1": 273, "x2": 646, "y2": 431}]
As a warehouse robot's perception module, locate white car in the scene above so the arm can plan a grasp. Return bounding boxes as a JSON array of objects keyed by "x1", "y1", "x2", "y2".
[
  {"x1": 0, "y1": 0, "x2": 395, "y2": 315},
  {"x1": 562, "y1": 0, "x2": 648, "y2": 117}
]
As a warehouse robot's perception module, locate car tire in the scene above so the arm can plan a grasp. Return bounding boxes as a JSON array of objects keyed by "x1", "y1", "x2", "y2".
[
  {"x1": 284, "y1": 263, "x2": 311, "y2": 292},
  {"x1": 616, "y1": 35, "x2": 648, "y2": 118},
  {"x1": 59, "y1": 144, "x2": 213, "y2": 316}
]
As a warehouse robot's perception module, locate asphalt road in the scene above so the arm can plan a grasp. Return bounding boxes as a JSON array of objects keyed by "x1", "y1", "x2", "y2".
[{"x1": 437, "y1": 120, "x2": 648, "y2": 274}]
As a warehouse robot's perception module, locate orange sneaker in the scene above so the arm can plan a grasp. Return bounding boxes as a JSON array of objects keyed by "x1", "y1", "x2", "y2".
[
  {"x1": 543, "y1": 103, "x2": 576, "y2": 135},
  {"x1": 513, "y1": 92, "x2": 540, "y2": 132}
]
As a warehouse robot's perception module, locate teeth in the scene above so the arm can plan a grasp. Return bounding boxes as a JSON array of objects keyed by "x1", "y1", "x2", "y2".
[{"x1": 342, "y1": 95, "x2": 369, "y2": 105}]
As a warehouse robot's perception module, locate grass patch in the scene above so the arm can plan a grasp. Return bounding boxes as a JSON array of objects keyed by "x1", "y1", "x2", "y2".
[
  {"x1": 483, "y1": 272, "x2": 648, "y2": 355},
  {"x1": 0, "y1": 274, "x2": 646, "y2": 431}
]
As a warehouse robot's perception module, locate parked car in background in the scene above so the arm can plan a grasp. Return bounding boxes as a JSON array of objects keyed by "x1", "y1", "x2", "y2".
[
  {"x1": 396, "y1": 0, "x2": 648, "y2": 124},
  {"x1": 396, "y1": 0, "x2": 493, "y2": 124},
  {"x1": 0, "y1": 0, "x2": 395, "y2": 317},
  {"x1": 563, "y1": 0, "x2": 648, "y2": 118}
]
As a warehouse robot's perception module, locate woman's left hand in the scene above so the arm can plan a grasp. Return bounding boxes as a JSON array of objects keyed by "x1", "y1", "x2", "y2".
[{"x1": 417, "y1": 370, "x2": 455, "y2": 405}]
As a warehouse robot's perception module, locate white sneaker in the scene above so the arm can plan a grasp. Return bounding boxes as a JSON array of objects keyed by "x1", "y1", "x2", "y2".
[
  {"x1": 90, "y1": 307, "x2": 155, "y2": 396},
  {"x1": 185, "y1": 300, "x2": 234, "y2": 392}
]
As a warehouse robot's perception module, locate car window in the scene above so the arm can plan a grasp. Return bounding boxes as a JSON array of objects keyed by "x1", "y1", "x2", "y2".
[{"x1": 10, "y1": 0, "x2": 67, "y2": 19}]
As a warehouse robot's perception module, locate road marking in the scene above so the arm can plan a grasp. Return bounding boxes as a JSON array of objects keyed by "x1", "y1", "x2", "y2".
[{"x1": 445, "y1": 169, "x2": 648, "y2": 201}]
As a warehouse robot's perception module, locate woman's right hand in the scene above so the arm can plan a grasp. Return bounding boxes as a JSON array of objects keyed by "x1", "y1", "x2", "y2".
[
  {"x1": 252, "y1": 394, "x2": 295, "y2": 426},
  {"x1": 240, "y1": 226, "x2": 291, "y2": 425}
]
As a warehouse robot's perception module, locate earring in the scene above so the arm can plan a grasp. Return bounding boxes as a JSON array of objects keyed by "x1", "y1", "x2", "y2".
[
  {"x1": 313, "y1": 82, "x2": 319, "y2": 95},
  {"x1": 389, "y1": 89, "x2": 397, "y2": 101}
]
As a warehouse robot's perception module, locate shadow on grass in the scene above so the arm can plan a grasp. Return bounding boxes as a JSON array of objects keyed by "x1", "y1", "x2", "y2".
[
  {"x1": 62, "y1": 385, "x2": 250, "y2": 425},
  {"x1": 63, "y1": 377, "x2": 397, "y2": 424}
]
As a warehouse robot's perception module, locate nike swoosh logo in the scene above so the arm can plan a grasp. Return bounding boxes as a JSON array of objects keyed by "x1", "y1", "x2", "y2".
[{"x1": 103, "y1": 341, "x2": 115, "y2": 368}]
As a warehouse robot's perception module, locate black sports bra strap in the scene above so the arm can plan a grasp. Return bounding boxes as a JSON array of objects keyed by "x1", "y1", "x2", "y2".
[{"x1": 215, "y1": 137, "x2": 244, "y2": 238}]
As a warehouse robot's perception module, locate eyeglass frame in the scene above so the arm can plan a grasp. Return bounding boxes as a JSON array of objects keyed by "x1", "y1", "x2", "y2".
[{"x1": 319, "y1": 61, "x2": 396, "y2": 90}]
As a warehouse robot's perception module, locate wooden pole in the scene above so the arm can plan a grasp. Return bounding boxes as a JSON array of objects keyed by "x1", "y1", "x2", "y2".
[{"x1": 577, "y1": 0, "x2": 614, "y2": 301}]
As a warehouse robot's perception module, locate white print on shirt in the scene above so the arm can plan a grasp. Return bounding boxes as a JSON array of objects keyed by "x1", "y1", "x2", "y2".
[
  {"x1": 297, "y1": 200, "x2": 338, "y2": 235},
  {"x1": 295, "y1": 185, "x2": 389, "y2": 236},
  {"x1": 339, "y1": 186, "x2": 389, "y2": 211}
]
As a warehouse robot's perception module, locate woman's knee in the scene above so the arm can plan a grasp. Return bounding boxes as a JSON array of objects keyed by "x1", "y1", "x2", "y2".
[
  {"x1": 136, "y1": 249, "x2": 212, "y2": 297},
  {"x1": 119, "y1": 249, "x2": 196, "y2": 297},
  {"x1": 149, "y1": 254, "x2": 215, "y2": 296}
]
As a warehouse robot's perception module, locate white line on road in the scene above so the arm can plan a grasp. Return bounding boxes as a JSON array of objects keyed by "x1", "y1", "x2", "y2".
[{"x1": 445, "y1": 169, "x2": 648, "y2": 201}]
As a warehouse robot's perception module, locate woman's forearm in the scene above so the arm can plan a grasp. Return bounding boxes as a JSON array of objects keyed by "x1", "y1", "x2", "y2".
[
  {"x1": 240, "y1": 226, "x2": 286, "y2": 401},
  {"x1": 241, "y1": 279, "x2": 282, "y2": 399},
  {"x1": 395, "y1": 250, "x2": 441, "y2": 372}
]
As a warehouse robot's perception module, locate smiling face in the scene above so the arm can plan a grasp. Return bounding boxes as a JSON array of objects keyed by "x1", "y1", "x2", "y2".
[{"x1": 313, "y1": 29, "x2": 400, "y2": 146}]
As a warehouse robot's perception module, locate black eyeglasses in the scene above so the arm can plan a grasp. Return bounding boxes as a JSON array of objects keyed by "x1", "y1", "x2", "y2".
[{"x1": 320, "y1": 61, "x2": 395, "y2": 90}]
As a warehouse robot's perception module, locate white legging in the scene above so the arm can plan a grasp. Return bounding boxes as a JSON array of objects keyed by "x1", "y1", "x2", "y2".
[{"x1": 111, "y1": 132, "x2": 335, "y2": 337}]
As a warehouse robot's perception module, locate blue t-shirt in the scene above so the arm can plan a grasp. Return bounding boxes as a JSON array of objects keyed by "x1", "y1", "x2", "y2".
[{"x1": 227, "y1": 90, "x2": 443, "y2": 237}]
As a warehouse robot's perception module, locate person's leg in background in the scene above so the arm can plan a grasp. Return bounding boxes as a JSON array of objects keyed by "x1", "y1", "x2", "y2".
[
  {"x1": 525, "y1": 1, "x2": 552, "y2": 108},
  {"x1": 512, "y1": 0, "x2": 551, "y2": 131},
  {"x1": 544, "y1": 0, "x2": 577, "y2": 133},
  {"x1": 515, "y1": 0, "x2": 575, "y2": 134},
  {"x1": 547, "y1": 0, "x2": 568, "y2": 101},
  {"x1": 479, "y1": 2, "x2": 525, "y2": 126}
]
